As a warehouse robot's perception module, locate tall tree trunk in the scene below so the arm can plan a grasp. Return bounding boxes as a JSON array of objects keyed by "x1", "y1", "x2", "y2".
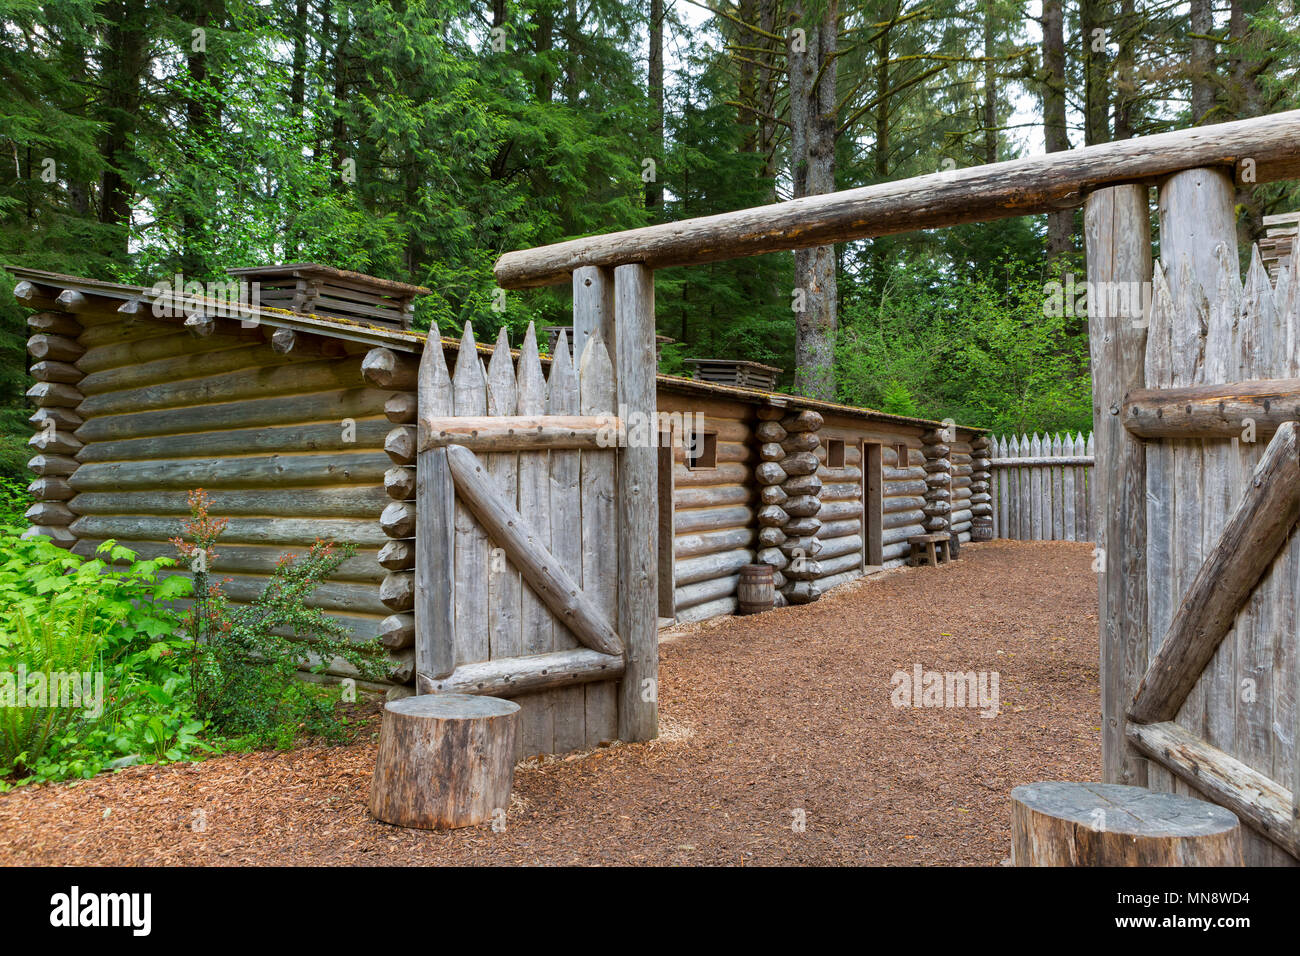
[
  {"x1": 331, "y1": 5, "x2": 348, "y2": 182},
  {"x1": 982, "y1": 1, "x2": 997, "y2": 166},
  {"x1": 535, "y1": 1, "x2": 554, "y2": 103},
  {"x1": 1112, "y1": 0, "x2": 1135, "y2": 139},
  {"x1": 1079, "y1": 0, "x2": 1110, "y2": 145},
  {"x1": 1042, "y1": 0, "x2": 1072, "y2": 259},
  {"x1": 788, "y1": 0, "x2": 837, "y2": 400},
  {"x1": 290, "y1": 0, "x2": 308, "y2": 119},
  {"x1": 646, "y1": 0, "x2": 664, "y2": 213},
  {"x1": 757, "y1": 0, "x2": 783, "y2": 193},
  {"x1": 1189, "y1": 0, "x2": 1216, "y2": 123},
  {"x1": 98, "y1": 0, "x2": 148, "y2": 262}
]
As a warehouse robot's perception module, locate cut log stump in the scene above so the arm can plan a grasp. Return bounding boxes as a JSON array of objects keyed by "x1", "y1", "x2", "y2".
[
  {"x1": 1011, "y1": 782, "x2": 1242, "y2": 866},
  {"x1": 369, "y1": 694, "x2": 520, "y2": 830}
]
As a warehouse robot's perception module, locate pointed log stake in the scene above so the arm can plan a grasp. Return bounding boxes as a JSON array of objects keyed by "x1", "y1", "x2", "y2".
[
  {"x1": 1129, "y1": 421, "x2": 1300, "y2": 725},
  {"x1": 444, "y1": 443, "x2": 623, "y2": 658},
  {"x1": 416, "y1": 336, "x2": 456, "y2": 681}
]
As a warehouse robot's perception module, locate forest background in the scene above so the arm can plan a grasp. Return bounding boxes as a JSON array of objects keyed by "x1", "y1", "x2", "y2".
[{"x1": 2, "y1": 0, "x2": 1299, "y2": 486}]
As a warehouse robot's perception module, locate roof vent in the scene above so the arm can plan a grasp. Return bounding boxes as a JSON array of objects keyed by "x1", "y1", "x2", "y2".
[
  {"x1": 1261, "y1": 212, "x2": 1298, "y2": 284},
  {"x1": 684, "y1": 358, "x2": 782, "y2": 391},
  {"x1": 225, "y1": 263, "x2": 429, "y2": 330}
]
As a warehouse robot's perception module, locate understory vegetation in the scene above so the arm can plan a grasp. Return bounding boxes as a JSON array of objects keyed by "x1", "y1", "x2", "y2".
[{"x1": 0, "y1": 491, "x2": 383, "y2": 788}]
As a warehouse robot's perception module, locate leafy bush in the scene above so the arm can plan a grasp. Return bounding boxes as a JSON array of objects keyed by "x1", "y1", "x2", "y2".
[
  {"x1": 0, "y1": 474, "x2": 29, "y2": 526},
  {"x1": 0, "y1": 598, "x2": 100, "y2": 772},
  {"x1": 0, "y1": 532, "x2": 202, "y2": 785},
  {"x1": 836, "y1": 261, "x2": 1093, "y2": 435},
  {"x1": 172, "y1": 489, "x2": 385, "y2": 741}
]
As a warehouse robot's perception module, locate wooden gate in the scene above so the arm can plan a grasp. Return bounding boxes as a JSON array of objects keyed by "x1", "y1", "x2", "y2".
[
  {"x1": 1090, "y1": 170, "x2": 1300, "y2": 865},
  {"x1": 412, "y1": 265, "x2": 659, "y2": 756}
]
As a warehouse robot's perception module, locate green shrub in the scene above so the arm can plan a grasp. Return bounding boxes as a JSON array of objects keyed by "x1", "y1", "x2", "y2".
[
  {"x1": 0, "y1": 598, "x2": 101, "y2": 772},
  {"x1": 0, "y1": 531, "x2": 202, "y2": 785},
  {"x1": 0, "y1": 475, "x2": 29, "y2": 526},
  {"x1": 172, "y1": 489, "x2": 385, "y2": 742}
]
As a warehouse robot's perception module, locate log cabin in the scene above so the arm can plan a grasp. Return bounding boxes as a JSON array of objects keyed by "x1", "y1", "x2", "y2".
[{"x1": 10, "y1": 262, "x2": 989, "y2": 695}]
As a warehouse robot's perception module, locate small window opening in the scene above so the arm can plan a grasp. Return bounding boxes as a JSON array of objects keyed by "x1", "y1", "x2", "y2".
[
  {"x1": 826, "y1": 438, "x2": 845, "y2": 469},
  {"x1": 687, "y1": 430, "x2": 717, "y2": 470}
]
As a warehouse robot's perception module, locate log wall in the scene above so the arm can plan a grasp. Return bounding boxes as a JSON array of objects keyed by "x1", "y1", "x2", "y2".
[
  {"x1": 659, "y1": 392, "x2": 757, "y2": 623},
  {"x1": 26, "y1": 302, "x2": 412, "y2": 685}
]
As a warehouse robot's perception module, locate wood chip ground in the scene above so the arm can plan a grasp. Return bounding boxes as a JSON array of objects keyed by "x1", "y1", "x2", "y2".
[{"x1": 0, "y1": 540, "x2": 1100, "y2": 865}]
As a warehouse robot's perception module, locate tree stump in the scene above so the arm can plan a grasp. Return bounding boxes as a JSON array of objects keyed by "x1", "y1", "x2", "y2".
[
  {"x1": 1011, "y1": 782, "x2": 1242, "y2": 866},
  {"x1": 369, "y1": 694, "x2": 520, "y2": 830}
]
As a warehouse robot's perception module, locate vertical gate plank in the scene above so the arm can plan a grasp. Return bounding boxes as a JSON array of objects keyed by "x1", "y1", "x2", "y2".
[
  {"x1": 1276, "y1": 253, "x2": 1300, "y2": 816},
  {"x1": 572, "y1": 265, "x2": 616, "y2": 369},
  {"x1": 1085, "y1": 182, "x2": 1150, "y2": 788},
  {"x1": 1017, "y1": 433, "x2": 1030, "y2": 541},
  {"x1": 451, "y1": 324, "x2": 490, "y2": 667},
  {"x1": 615, "y1": 263, "x2": 659, "y2": 742},
  {"x1": 548, "y1": 332, "x2": 587, "y2": 751},
  {"x1": 514, "y1": 324, "x2": 554, "y2": 756},
  {"x1": 1062, "y1": 433, "x2": 1076, "y2": 542},
  {"x1": 1201, "y1": 244, "x2": 1246, "y2": 760},
  {"x1": 579, "y1": 331, "x2": 619, "y2": 746},
  {"x1": 486, "y1": 329, "x2": 521, "y2": 663},
  {"x1": 1029, "y1": 433, "x2": 1043, "y2": 540},
  {"x1": 416, "y1": 337, "x2": 455, "y2": 683},
  {"x1": 1240, "y1": 251, "x2": 1280, "y2": 798}
]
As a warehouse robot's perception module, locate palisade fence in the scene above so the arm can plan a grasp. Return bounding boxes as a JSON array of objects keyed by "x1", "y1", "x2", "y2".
[{"x1": 989, "y1": 433, "x2": 1095, "y2": 541}]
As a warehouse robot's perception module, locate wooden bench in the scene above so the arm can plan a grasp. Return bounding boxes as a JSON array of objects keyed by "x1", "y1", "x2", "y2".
[{"x1": 907, "y1": 533, "x2": 951, "y2": 567}]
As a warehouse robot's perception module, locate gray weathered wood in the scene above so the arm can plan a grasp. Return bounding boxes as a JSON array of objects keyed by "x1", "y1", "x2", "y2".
[
  {"x1": 368, "y1": 694, "x2": 519, "y2": 830},
  {"x1": 1131, "y1": 421, "x2": 1300, "y2": 724},
  {"x1": 425, "y1": 649, "x2": 624, "y2": 699},
  {"x1": 1129, "y1": 721, "x2": 1298, "y2": 858},
  {"x1": 419, "y1": 415, "x2": 617, "y2": 451},
  {"x1": 416, "y1": 336, "x2": 456, "y2": 682},
  {"x1": 614, "y1": 263, "x2": 658, "y2": 741},
  {"x1": 512, "y1": 324, "x2": 554, "y2": 756},
  {"x1": 446, "y1": 443, "x2": 623, "y2": 659},
  {"x1": 1011, "y1": 781, "x2": 1241, "y2": 866},
  {"x1": 1086, "y1": 183, "x2": 1151, "y2": 789}
]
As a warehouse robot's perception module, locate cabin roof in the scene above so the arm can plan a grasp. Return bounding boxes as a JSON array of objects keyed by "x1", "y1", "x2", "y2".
[{"x1": 6, "y1": 264, "x2": 984, "y2": 434}]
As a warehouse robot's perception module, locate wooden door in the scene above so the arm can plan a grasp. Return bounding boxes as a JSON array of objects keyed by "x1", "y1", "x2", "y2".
[{"x1": 413, "y1": 322, "x2": 624, "y2": 756}]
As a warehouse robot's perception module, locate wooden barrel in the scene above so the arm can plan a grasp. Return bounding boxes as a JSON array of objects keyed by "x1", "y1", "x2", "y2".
[{"x1": 737, "y1": 563, "x2": 775, "y2": 615}]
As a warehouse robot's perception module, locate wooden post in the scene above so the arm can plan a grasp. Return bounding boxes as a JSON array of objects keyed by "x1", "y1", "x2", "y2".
[
  {"x1": 1085, "y1": 183, "x2": 1151, "y2": 788},
  {"x1": 572, "y1": 266, "x2": 615, "y2": 366},
  {"x1": 1011, "y1": 782, "x2": 1242, "y2": 866},
  {"x1": 614, "y1": 263, "x2": 658, "y2": 742},
  {"x1": 415, "y1": 338, "x2": 456, "y2": 684}
]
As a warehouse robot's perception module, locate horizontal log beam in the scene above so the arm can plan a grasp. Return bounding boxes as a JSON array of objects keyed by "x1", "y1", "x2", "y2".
[
  {"x1": 1128, "y1": 721, "x2": 1298, "y2": 858},
  {"x1": 494, "y1": 110, "x2": 1300, "y2": 288},
  {"x1": 417, "y1": 648, "x2": 624, "y2": 698},
  {"x1": 990, "y1": 456, "x2": 1094, "y2": 467},
  {"x1": 1130, "y1": 421, "x2": 1300, "y2": 724},
  {"x1": 1124, "y1": 378, "x2": 1300, "y2": 438},
  {"x1": 419, "y1": 415, "x2": 620, "y2": 452},
  {"x1": 446, "y1": 443, "x2": 623, "y2": 657}
]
